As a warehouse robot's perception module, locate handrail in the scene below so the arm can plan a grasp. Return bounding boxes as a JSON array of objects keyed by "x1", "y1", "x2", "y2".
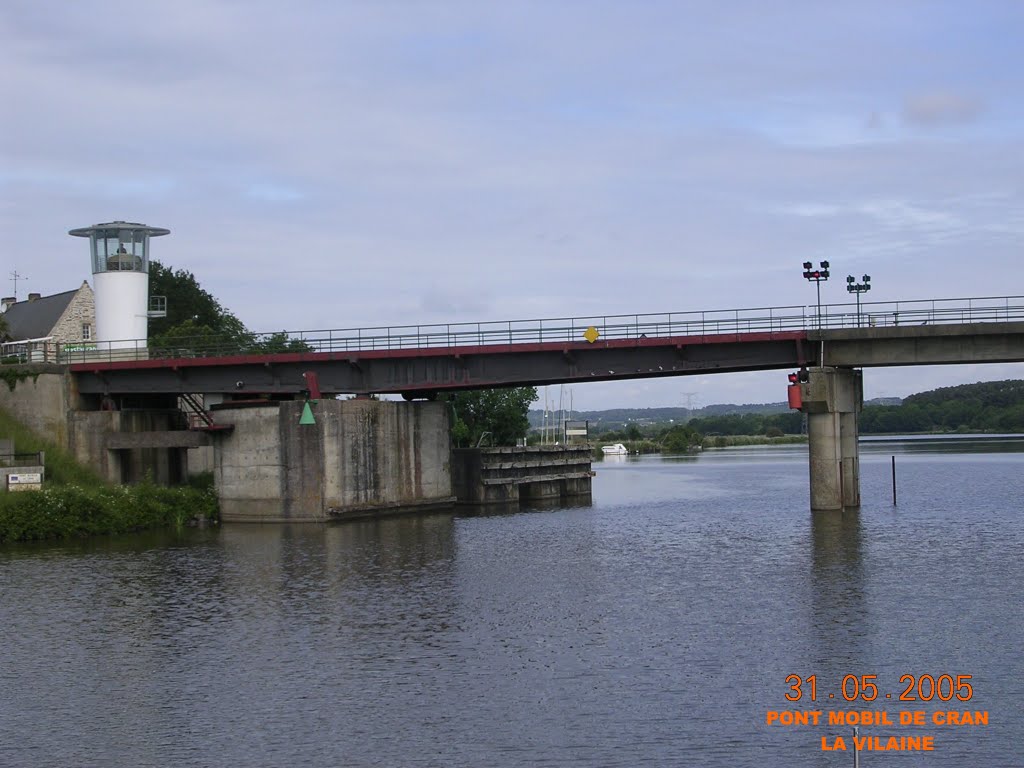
[{"x1": 55, "y1": 295, "x2": 1024, "y2": 364}]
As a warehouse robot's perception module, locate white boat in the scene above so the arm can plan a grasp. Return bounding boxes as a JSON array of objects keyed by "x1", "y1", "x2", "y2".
[{"x1": 601, "y1": 443, "x2": 628, "y2": 455}]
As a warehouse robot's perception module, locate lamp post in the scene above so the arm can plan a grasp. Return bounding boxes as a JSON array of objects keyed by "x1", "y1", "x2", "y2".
[
  {"x1": 846, "y1": 274, "x2": 871, "y2": 327},
  {"x1": 802, "y1": 260, "x2": 830, "y2": 329}
]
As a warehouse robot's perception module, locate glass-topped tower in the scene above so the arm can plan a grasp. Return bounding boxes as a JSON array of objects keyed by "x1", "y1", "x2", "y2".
[{"x1": 68, "y1": 221, "x2": 169, "y2": 349}]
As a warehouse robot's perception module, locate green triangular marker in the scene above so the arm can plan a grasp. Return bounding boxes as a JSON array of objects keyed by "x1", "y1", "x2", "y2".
[{"x1": 299, "y1": 401, "x2": 316, "y2": 425}]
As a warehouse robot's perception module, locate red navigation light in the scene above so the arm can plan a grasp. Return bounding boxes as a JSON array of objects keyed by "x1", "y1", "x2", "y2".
[
  {"x1": 788, "y1": 372, "x2": 799, "y2": 383},
  {"x1": 812, "y1": 270, "x2": 821, "y2": 279}
]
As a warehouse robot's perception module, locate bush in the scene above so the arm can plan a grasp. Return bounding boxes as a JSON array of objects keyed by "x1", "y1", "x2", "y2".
[{"x1": 0, "y1": 483, "x2": 218, "y2": 544}]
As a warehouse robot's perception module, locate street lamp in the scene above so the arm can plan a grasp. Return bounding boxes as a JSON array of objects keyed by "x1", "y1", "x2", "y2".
[
  {"x1": 802, "y1": 260, "x2": 830, "y2": 329},
  {"x1": 846, "y1": 274, "x2": 871, "y2": 327}
]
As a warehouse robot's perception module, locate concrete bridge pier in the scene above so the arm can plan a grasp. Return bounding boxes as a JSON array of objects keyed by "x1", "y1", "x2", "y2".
[{"x1": 802, "y1": 367, "x2": 862, "y2": 511}]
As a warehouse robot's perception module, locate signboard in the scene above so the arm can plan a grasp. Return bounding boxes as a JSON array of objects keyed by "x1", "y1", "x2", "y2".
[
  {"x1": 7, "y1": 473, "x2": 42, "y2": 491},
  {"x1": 564, "y1": 420, "x2": 589, "y2": 442}
]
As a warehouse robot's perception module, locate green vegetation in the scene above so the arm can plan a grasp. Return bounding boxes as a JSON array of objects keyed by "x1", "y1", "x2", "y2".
[
  {"x1": 860, "y1": 380, "x2": 1024, "y2": 433},
  {"x1": 661, "y1": 424, "x2": 703, "y2": 453},
  {"x1": 529, "y1": 403, "x2": 791, "y2": 433},
  {"x1": 584, "y1": 379, "x2": 1024, "y2": 448},
  {"x1": 0, "y1": 406, "x2": 102, "y2": 486},
  {"x1": 686, "y1": 411, "x2": 804, "y2": 437},
  {"x1": 0, "y1": 365, "x2": 42, "y2": 393},
  {"x1": 591, "y1": 422, "x2": 703, "y2": 455},
  {"x1": 0, "y1": 483, "x2": 217, "y2": 544},
  {"x1": 0, "y1": 406, "x2": 217, "y2": 544},
  {"x1": 449, "y1": 387, "x2": 538, "y2": 447},
  {"x1": 702, "y1": 434, "x2": 806, "y2": 448}
]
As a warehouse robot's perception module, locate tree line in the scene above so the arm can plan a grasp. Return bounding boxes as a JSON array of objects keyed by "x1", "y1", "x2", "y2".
[
  {"x1": 685, "y1": 380, "x2": 1024, "y2": 435},
  {"x1": 593, "y1": 380, "x2": 1024, "y2": 439},
  {"x1": 859, "y1": 380, "x2": 1024, "y2": 433}
]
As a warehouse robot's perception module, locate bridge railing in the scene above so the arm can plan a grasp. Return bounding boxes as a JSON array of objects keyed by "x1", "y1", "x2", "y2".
[
  {"x1": 814, "y1": 295, "x2": 1024, "y2": 329},
  {"x1": 55, "y1": 295, "x2": 1024, "y2": 364}
]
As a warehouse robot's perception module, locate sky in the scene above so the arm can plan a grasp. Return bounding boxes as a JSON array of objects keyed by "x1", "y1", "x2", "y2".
[{"x1": 3, "y1": 1, "x2": 1023, "y2": 409}]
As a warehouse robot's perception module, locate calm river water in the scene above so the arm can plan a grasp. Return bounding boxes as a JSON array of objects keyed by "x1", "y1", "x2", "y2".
[{"x1": 2, "y1": 437, "x2": 1022, "y2": 767}]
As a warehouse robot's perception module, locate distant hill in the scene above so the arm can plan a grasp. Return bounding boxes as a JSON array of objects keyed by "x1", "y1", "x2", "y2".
[
  {"x1": 530, "y1": 397, "x2": 902, "y2": 431},
  {"x1": 528, "y1": 404, "x2": 788, "y2": 430},
  {"x1": 530, "y1": 379, "x2": 1024, "y2": 436},
  {"x1": 861, "y1": 379, "x2": 1024, "y2": 433}
]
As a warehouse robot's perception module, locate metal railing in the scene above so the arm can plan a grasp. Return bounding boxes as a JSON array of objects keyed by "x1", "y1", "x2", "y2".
[
  {"x1": 52, "y1": 295, "x2": 1024, "y2": 365},
  {"x1": 0, "y1": 452, "x2": 45, "y2": 467}
]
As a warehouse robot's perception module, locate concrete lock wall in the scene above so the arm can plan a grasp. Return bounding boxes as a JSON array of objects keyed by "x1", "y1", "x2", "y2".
[
  {"x1": 0, "y1": 371, "x2": 191, "y2": 486},
  {"x1": 0, "y1": 369, "x2": 74, "y2": 447},
  {"x1": 67, "y1": 409, "x2": 189, "y2": 485},
  {"x1": 213, "y1": 399, "x2": 456, "y2": 523}
]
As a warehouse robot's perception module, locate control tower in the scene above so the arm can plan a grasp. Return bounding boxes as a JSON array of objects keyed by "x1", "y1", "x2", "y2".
[{"x1": 68, "y1": 221, "x2": 169, "y2": 350}]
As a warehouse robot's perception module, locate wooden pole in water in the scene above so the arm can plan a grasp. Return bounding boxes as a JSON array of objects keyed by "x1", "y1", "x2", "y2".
[{"x1": 891, "y1": 455, "x2": 897, "y2": 505}]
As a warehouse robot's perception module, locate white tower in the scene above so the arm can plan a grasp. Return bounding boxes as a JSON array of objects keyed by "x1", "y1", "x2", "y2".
[{"x1": 69, "y1": 221, "x2": 169, "y2": 350}]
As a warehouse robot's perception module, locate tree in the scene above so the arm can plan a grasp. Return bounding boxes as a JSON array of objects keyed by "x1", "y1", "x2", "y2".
[
  {"x1": 147, "y1": 318, "x2": 226, "y2": 357},
  {"x1": 148, "y1": 260, "x2": 253, "y2": 351},
  {"x1": 448, "y1": 387, "x2": 538, "y2": 447},
  {"x1": 253, "y1": 331, "x2": 314, "y2": 354},
  {"x1": 660, "y1": 424, "x2": 701, "y2": 453},
  {"x1": 0, "y1": 313, "x2": 9, "y2": 343}
]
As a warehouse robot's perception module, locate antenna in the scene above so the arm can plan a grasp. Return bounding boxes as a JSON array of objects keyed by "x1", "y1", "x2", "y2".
[{"x1": 10, "y1": 270, "x2": 26, "y2": 300}]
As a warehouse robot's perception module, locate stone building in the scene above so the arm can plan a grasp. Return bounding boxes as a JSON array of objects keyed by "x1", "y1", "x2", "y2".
[{"x1": 1, "y1": 282, "x2": 96, "y2": 360}]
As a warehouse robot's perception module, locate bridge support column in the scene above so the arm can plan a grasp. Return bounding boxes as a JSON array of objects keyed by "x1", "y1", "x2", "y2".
[{"x1": 803, "y1": 367, "x2": 862, "y2": 511}]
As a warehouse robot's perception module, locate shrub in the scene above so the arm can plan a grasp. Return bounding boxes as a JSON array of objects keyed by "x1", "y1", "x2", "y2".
[{"x1": 0, "y1": 483, "x2": 218, "y2": 544}]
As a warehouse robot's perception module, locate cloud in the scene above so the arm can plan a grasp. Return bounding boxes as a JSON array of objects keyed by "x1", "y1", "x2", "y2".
[
  {"x1": 3, "y1": 1, "x2": 1023, "y2": 407},
  {"x1": 903, "y1": 90, "x2": 983, "y2": 126}
]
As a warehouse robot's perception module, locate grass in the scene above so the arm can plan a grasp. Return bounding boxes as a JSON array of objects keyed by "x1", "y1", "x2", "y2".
[{"x1": 0, "y1": 406, "x2": 104, "y2": 486}]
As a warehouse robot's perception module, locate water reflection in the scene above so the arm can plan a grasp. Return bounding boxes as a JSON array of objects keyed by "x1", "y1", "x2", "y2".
[
  {"x1": 861, "y1": 434, "x2": 1024, "y2": 455},
  {"x1": 809, "y1": 509, "x2": 868, "y2": 667}
]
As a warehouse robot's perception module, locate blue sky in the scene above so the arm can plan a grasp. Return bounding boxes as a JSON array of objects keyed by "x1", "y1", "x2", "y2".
[{"x1": 3, "y1": 1, "x2": 1023, "y2": 408}]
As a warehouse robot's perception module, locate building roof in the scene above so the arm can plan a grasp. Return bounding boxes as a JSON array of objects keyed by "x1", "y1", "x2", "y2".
[{"x1": 3, "y1": 289, "x2": 79, "y2": 340}]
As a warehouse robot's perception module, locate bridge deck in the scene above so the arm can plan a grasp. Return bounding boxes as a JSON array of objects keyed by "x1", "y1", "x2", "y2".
[{"x1": 47, "y1": 294, "x2": 1024, "y2": 395}]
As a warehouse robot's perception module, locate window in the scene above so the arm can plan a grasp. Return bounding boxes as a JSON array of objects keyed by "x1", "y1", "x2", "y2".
[{"x1": 82, "y1": 323, "x2": 91, "y2": 341}]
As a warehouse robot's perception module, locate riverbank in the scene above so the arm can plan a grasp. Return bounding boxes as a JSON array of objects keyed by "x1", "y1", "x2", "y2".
[{"x1": 0, "y1": 406, "x2": 219, "y2": 544}]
